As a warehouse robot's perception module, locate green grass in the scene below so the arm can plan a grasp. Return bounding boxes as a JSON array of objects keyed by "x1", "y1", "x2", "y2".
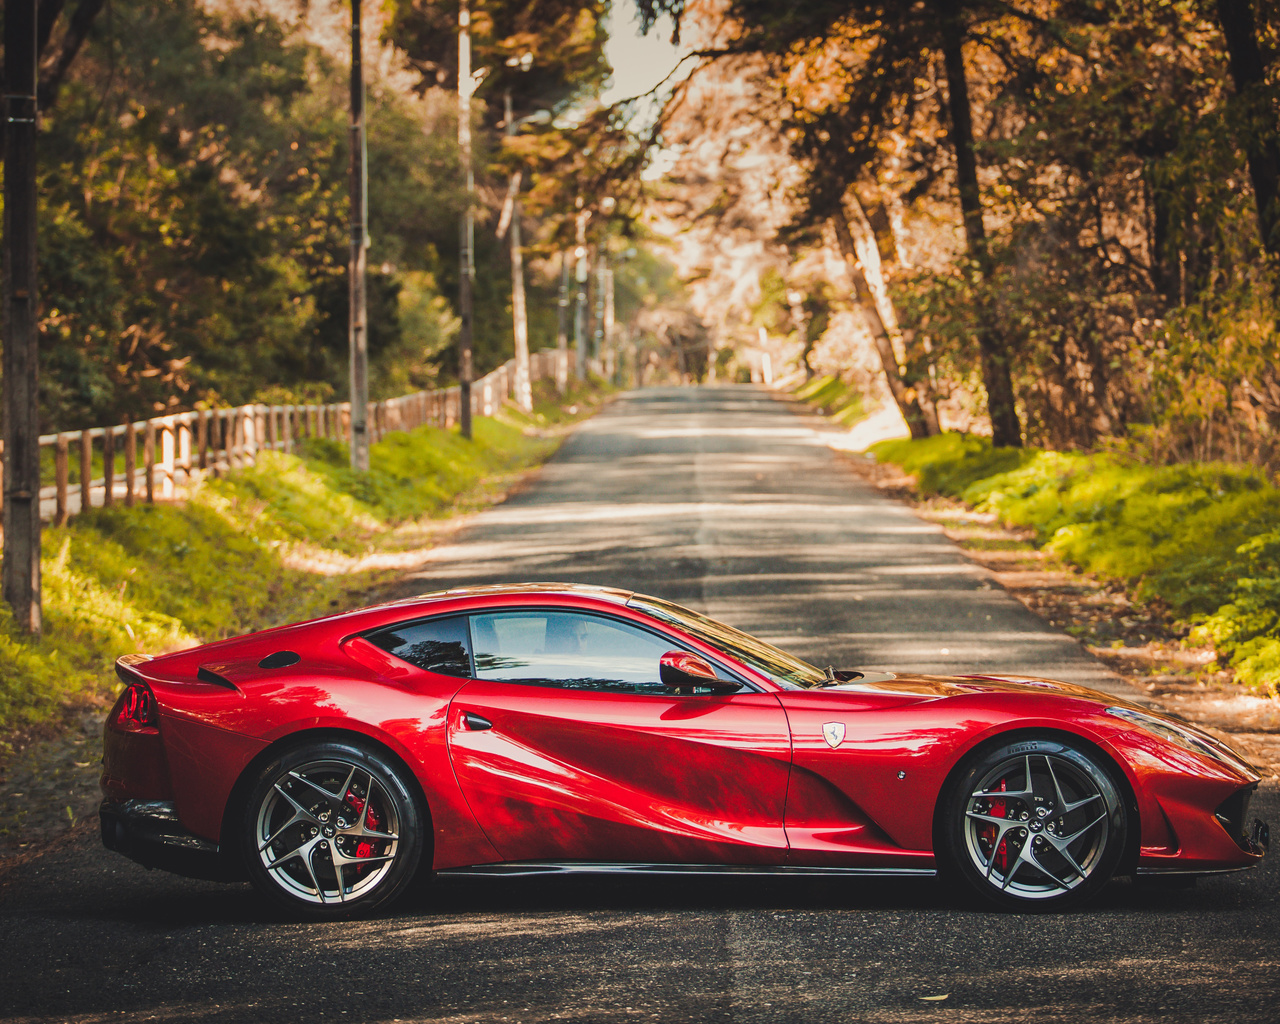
[
  {"x1": 870, "y1": 434, "x2": 1280, "y2": 695},
  {"x1": 793, "y1": 374, "x2": 867, "y2": 426},
  {"x1": 0, "y1": 377, "x2": 611, "y2": 745}
]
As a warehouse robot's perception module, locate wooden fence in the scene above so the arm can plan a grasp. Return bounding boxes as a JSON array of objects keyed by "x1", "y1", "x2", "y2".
[{"x1": 1, "y1": 348, "x2": 571, "y2": 525}]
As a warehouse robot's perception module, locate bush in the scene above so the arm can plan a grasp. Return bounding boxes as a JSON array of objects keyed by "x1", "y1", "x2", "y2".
[
  {"x1": 871, "y1": 434, "x2": 1280, "y2": 695},
  {"x1": 794, "y1": 374, "x2": 867, "y2": 426}
]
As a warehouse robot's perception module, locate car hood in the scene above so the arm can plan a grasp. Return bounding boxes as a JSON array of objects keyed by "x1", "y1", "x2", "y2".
[{"x1": 818, "y1": 670, "x2": 1141, "y2": 709}]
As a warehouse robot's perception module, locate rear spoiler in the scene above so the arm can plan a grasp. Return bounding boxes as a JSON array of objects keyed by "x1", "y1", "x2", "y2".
[{"x1": 115, "y1": 653, "x2": 154, "y2": 687}]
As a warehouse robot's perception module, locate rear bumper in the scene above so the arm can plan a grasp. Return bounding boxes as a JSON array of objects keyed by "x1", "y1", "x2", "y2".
[{"x1": 100, "y1": 799, "x2": 243, "y2": 882}]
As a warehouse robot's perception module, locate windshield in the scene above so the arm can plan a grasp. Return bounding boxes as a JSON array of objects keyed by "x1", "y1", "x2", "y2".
[{"x1": 628, "y1": 594, "x2": 829, "y2": 689}]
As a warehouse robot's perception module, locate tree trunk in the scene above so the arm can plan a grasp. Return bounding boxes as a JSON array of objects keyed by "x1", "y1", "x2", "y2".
[
  {"x1": 831, "y1": 215, "x2": 932, "y2": 439},
  {"x1": 843, "y1": 192, "x2": 940, "y2": 435},
  {"x1": 1215, "y1": 0, "x2": 1280, "y2": 262},
  {"x1": 936, "y1": 0, "x2": 1022, "y2": 447}
]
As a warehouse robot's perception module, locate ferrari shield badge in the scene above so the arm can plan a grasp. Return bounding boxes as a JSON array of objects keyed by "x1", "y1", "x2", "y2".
[{"x1": 822, "y1": 722, "x2": 846, "y2": 749}]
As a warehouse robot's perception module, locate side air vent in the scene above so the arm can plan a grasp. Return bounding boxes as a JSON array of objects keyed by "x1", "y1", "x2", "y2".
[
  {"x1": 196, "y1": 665, "x2": 237, "y2": 689},
  {"x1": 258, "y1": 650, "x2": 301, "y2": 670}
]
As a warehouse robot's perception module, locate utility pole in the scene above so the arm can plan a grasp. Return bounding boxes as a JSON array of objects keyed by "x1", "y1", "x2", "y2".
[
  {"x1": 503, "y1": 89, "x2": 533, "y2": 412},
  {"x1": 593, "y1": 253, "x2": 605, "y2": 364},
  {"x1": 554, "y1": 251, "x2": 570, "y2": 394},
  {"x1": 2, "y1": 0, "x2": 41, "y2": 635},
  {"x1": 348, "y1": 0, "x2": 370, "y2": 471},
  {"x1": 457, "y1": 0, "x2": 476, "y2": 439},
  {"x1": 573, "y1": 205, "x2": 590, "y2": 380},
  {"x1": 603, "y1": 263, "x2": 616, "y2": 383}
]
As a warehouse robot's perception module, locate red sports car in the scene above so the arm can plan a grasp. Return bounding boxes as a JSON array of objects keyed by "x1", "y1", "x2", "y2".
[{"x1": 101, "y1": 583, "x2": 1269, "y2": 917}]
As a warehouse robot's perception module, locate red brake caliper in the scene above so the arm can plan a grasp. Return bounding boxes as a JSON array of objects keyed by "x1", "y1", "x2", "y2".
[
  {"x1": 344, "y1": 792, "x2": 379, "y2": 862},
  {"x1": 991, "y1": 778, "x2": 1009, "y2": 872}
]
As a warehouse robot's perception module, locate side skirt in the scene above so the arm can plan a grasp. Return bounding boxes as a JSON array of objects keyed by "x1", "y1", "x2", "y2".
[{"x1": 438, "y1": 861, "x2": 938, "y2": 879}]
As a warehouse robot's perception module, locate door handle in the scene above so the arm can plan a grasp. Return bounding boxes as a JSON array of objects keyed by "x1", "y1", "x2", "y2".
[{"x1": 462, "y1": 712, "x2": 493, "y2": 731}]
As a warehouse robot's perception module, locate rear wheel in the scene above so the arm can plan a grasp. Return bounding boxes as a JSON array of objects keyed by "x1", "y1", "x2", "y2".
[
  {"x1": 241, "y1": 741, "x2": 424, "y2": 919},
  {"x1": 944, "y1": 738, "x2": 1127, "y2": 911}
]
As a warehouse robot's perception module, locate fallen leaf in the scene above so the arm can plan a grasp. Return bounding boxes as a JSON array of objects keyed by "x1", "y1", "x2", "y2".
[{"x1": 919, "y1": 995, "x2": 949, "y2": 1002}]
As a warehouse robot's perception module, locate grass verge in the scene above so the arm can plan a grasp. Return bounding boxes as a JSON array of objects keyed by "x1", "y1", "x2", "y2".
[
  {"x1": 0, "y1": 374, "x2": 611, "y2": 752},
  {"x1": 792, "y1": 374, "x2": 867, "y2": 426},
  {"x1": 870, "y1": 433, "x2": 1280, "y2": 696}
]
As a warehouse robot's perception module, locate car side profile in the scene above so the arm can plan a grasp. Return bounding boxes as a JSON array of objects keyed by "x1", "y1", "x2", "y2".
[{"x1": 100, "y1": 583, "x2": 1269, "y2": 918}]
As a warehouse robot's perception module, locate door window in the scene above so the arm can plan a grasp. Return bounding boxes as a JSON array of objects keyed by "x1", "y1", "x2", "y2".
[
  {"x1": 469, "y1": 611, "x2": 687, "y2": 694},
  {"x1": 365, "y1": 615, "x2": 472, "y2": 677}
]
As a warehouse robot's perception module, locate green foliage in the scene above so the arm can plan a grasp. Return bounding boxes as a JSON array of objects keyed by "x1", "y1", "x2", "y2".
[
  {"x1": 793, "y1": 374, "x2": 866, "y2": 425},
  {"x1": 872, "y1": 434, "x2": 1280, "y2": 694},
  {"x1": 872, "y1": 433, "x2": 1035, "y2": 496},
  {"x1": 31, "y1": 0, "x2": 601, "y2": 430},
  {"x1": 0, "y1": 384, "x2": 607, "y2": 737},
  {"x1": 1192, "y1": 531, "x2": 1280, "y2": 696}
]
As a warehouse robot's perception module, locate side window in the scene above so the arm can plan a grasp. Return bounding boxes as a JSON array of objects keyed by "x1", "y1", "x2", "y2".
[
  {"x1": 469, "y1": 611, "x2": 683, "y2": 694},
  {"x1": 365, "y1": 615, "x2": 472, "y2": 677}
]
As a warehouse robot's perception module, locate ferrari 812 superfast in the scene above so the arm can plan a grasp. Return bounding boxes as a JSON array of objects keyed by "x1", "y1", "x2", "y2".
[{"x1": 100, "y1": 584, "x2": 1269, "y2": 917}]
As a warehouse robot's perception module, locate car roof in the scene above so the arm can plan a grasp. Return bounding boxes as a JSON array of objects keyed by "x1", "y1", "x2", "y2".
[{"x1": 373, "y1": 581, "x2": 635, "y2": 614}]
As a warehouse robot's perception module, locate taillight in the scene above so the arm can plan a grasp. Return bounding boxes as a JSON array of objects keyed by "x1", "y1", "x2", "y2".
[{"x1": 116, "y1": 682, "x2": 158, "y2": 732}]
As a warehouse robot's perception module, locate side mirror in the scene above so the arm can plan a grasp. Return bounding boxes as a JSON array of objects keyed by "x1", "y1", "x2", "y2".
[{"x1": 659, "y1": 651, "x2": 741, "y2": 694}]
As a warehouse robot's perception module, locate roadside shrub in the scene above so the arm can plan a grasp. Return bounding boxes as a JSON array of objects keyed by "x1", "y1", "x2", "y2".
[
  {"x1": 871, "y1": 433, "x2": 1280, "y2": 694},
  {"x1": 795, "y1": 374, "x2": 867, "y2": 425}
]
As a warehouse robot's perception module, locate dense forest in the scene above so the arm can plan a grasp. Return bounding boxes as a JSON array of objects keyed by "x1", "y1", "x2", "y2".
[
  {"x1": 643, "y1": 0, "x2": 1280, "y2": 467},
  {"x1": 7, "y1": 0, "x2": 667, "y2": 431},
  {"x1": 1, "y1": 0, "x2": 1278, "y2": 462}
]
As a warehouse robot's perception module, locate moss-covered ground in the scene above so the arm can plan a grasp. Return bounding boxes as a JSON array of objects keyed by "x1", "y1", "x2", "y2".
[{"x1": 871, "y1": 434, "x2": 1280, "y2": 696}]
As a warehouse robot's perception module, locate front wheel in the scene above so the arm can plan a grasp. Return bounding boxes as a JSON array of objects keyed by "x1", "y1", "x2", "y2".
[
  {"x1": 943, "y1": 738, "x2": 1128, "y2": 911},
  {"x1": 241, "y1": 741, "x2": 425, "y2": 919}
]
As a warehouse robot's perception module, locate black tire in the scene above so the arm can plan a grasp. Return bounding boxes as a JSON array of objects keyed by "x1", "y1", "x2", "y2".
[
  {"x1": 943, "y1": 737, "x2": 1127, "y2": 911},
  {"x1": 241, "y1": 740, "x2": 425, "y2": 919}
]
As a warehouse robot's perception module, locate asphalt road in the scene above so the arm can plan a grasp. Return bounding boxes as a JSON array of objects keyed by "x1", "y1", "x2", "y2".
[{"x1": 2, "y1": 385, "x2": 1276, "y2": 1024}]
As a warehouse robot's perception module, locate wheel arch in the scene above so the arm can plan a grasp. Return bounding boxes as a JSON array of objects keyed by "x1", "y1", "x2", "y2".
[
  {"x1": 930, "y1": 726, "x2": 1141, "y2": 875},
  {"x1": 219, "y1": 726, "x2": 435, "y2": 872}
]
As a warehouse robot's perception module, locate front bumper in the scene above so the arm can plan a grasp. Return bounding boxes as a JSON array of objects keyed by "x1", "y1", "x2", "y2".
[{"x1": 100, "y1": 799, "x2": 243, "y2": 882}]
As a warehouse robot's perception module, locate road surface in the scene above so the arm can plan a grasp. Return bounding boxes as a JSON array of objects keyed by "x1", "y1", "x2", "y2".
[{"x1": 2, "y1": 385, "x2": 1275, "y2": 1024}]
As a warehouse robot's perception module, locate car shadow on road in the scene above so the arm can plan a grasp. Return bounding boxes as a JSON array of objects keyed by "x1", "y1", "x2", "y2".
[{"x1": 73, "y1": 868, "x2": 1258, "y2": 929}]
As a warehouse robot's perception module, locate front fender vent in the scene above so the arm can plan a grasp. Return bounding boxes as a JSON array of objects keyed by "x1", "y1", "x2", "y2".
[{"x1": 1215, "y1": 786, "x2": 1257, "y2": 853}]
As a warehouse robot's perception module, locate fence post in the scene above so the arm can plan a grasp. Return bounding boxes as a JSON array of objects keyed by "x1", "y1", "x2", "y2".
[
  {"x1": 283, "y1": 405, "x2": 293, "y2": 453},
  {"x1": 79, "y1": 429, "x2": 92, "y2": 514},
  {"x1": 103, "y1": 426, "x2": 115, "y2": 506},
  {"x1": 230, "y1": 407, "x2": 242, "y2": 469},
  {"x1": 161, "y1": 420, "x2": 175, "y2": 497},
  {"x1": 213, "y1": 411, "x2": 224, "y2": 477},
  {"x1": 123, "y1": 420, "x2": 136, "y2": 507},
  {"x1": 54, "y1": 434, "x2": 69, "y2": 526},
  {"x1": 178, "y1": 419, "x2": 191, "y2": 488},
  {"x1": 197, "y1": 411, "x2": 208, "y2": 471},
  {"x1": 144, "y1": 421, "x2": 156, "y2": 503},
  {"x1": 245, "y1": 405, "x2": 258, "y2": 462}
]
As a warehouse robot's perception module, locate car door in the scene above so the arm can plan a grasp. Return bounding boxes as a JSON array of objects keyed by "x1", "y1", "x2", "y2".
[{"x1": 446, "y1": 608, "x2": 793, "y2": 865}]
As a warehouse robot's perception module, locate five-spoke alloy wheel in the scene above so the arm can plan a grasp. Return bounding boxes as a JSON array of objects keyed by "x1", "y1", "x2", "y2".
[
  {"x1": 945, "y1": 738, "x2": 1128, "y2": 910},
  {"x1": 241, "y1": 741, "x2": 425, "y2": 919}
]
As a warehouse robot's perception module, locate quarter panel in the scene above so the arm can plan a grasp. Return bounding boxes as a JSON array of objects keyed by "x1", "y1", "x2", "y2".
[{"x1": 147, "y1": 646, "x2": 498, "y2": 869}]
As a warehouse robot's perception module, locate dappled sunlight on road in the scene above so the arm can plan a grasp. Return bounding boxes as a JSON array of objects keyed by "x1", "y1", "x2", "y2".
[{"x1": 392, "y1": 385, "x2": 1131, "y2": 696}]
